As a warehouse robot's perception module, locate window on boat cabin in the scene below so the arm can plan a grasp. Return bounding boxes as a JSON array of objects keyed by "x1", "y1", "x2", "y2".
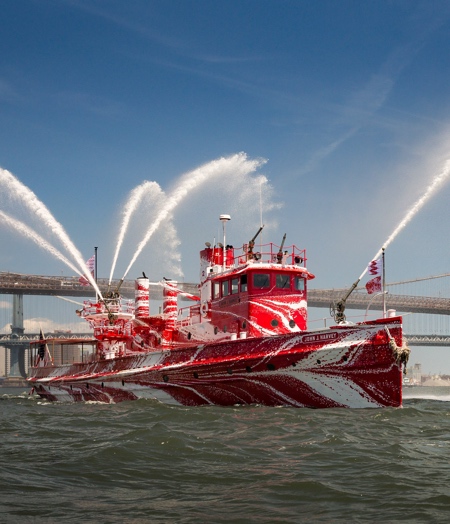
[
  {"x1": 294, "y1": 276, "x2": 305, "y2": 291},
  {"x1": 276, "y1": 274, "x2": 290, "y2": 289},
  {"x1": 253, "y1": 273, "x2": 270, "y2": 289},
  {"x1": 240, "y1": 274, "x2": 248, "y2": 292},
  {"x1": 231, "y1": 278, "x2": 239, "y2": 294},
  {"x1": 223, "y1": 280, "x2": 230, "y2": 296},
  {"x1": 213, "y1": 281, "x2": 220, "y2": 299}
]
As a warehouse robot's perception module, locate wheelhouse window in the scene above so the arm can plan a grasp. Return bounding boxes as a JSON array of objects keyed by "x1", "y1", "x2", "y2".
[
  {"x1": 231, "y1": 278, "x2": 239, "y2": 294},
  {"x1": 253, "y1": 273, "x2": 270, "y2": 289},
  {"x1": 223, "y1": 280, "x2": 230, "y2": 296},
  {"x1": 294, "y1": 276, "x2": 305, "y2": 291},
  {"x1": 240, "y1": 274, "x2": 248, "y2": 292},
  {"x1": 213, "y1": 281, "x2": 220, "y2": 299},
  {"x1": 276, "y1": 274, "x2": 290, "y2": 289}
]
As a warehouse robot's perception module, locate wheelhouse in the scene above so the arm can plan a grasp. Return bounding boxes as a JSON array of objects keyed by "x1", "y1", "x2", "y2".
[{"x1": 200, "y1": 237, "x2": 314, "y2": 338}]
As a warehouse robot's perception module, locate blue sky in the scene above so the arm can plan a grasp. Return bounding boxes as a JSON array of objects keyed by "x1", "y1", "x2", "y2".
[{"x1": 1, "y1": 1, "x2": 449, "y2": 371}]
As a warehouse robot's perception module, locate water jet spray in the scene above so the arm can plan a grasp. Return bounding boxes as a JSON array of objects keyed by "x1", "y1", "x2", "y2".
[
  {"x1": 0, "y1": 211, "x2": 82, "y2": 275},
  {"x1": 0, "y1": 167, "x2": 104, "y2": 300},
  {"x1": 109, "y1": 181, "x2": 162, "y2": 285},
  {"x1": 331, "y1": 158, "x2": 450, "y2": 323},
  {"x1": 120, "y1": 153, "x2": 265, "y2": 281}
]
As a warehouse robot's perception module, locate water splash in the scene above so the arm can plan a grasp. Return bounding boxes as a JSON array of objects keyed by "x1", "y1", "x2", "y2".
[
  {"x1": 55, "y1": 296, "x2": 86, "y2": 306},
  {"x1": 109, "y1": 180, "x2": 162, "y2": 284},
  {"x1": 121, "y1": 153, "x2": 265, "y2": 280},
  {"x1": 358, "y1": 158, "x2": 450, "y2": 280},
  {"x1": 0, "y1": 210, "x2": 82, "y2": 275},
  {"x1": 158, "y1": 216, "x2": 183, "y2": 277},
  {"x1": 0, "y1": 167, "x2": 103, "y2": 298}
]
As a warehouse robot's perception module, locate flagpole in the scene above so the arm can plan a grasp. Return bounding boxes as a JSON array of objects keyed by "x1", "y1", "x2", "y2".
[
  {"x1": 94, "y1": 246, "x2": 98, "y2": 301},
  {"x1": 382, "y1": 247, "x2": 386, "y2": 318}
]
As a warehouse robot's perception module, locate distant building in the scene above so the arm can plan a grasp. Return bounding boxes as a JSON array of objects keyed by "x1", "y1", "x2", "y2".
[
  {"x1": 412, "y1": 363, "x2": 422, "y2": 385},
  {"x1": 405, "y1": 362, "x2": 422, "y2": 386},
  {"x1": 0, "y1": 346, "x2": 5, "y2": 377}
]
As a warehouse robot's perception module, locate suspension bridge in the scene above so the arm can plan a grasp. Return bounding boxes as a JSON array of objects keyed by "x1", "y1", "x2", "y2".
[{"x1": 1, "y1": 271, "x2": 449, "y2": 378}]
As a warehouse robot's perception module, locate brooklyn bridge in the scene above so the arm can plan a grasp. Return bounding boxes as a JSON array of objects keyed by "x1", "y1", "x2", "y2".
[{"x1": 1, "y1": 271, "x2": 449, "y2": 378}]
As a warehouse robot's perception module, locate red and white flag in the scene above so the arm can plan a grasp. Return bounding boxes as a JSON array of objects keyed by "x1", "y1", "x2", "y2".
[
  {"x1": 367, "y1": 258, "x2": 383, "y2": 276},
  {"x1": 365, "y1": 275, "x2": 382, "y2": 294},
  {"x1": 79, "y1": 255, "x2": 95, "y2": 286}
]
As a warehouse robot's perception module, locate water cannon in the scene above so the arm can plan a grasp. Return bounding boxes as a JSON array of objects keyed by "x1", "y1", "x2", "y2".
[
  {"x1": 331, "y1": 247, "x2": 386, "y2": 323},
  {"x1": 247, "y1": 225, "x2": 264, "y2": 260},
  {"x1": 330, "y1": 277, "x2": 361, "y2": 324},
  {"x1": 113, "y1": 278, "x2": 124, "y2": 296},
  {"x1": 276, "y1": 233, "x2": 287, "y2": 263}
]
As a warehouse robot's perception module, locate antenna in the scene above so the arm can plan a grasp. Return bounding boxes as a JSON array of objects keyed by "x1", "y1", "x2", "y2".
[
  {"x1": 259, "y1": 181, "x2": 263, "y2": 245},
  {"x1": 259, "y1": 182, "x2": 263, "y2": 227},
  {"x1": 219, "y1": 214, "x2": 231, "y2": 270}
]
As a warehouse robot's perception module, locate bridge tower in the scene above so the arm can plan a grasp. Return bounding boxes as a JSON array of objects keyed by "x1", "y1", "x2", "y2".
[
  {"x1": 12, "y1": 293, "x2": 25, "y2": 337},
  {"x1": 3, "y1": 294, "x2": 28, "y2": 378}
]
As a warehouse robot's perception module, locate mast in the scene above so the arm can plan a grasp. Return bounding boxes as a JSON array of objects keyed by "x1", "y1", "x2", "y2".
[
  {"x1": 94, "y1": 246, "x2": 98, "y2": 301},
  {"x1": 220, "y1": 214, "x2": 231, "y2": 271},
  {"x1": 382, "y1": 247, "x2": 386, "y2": 317}
]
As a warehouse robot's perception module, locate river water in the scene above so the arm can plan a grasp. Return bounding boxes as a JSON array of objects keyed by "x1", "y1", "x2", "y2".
[{"x1": 1, "y1": 386, "x2": 450, "y2": 523}]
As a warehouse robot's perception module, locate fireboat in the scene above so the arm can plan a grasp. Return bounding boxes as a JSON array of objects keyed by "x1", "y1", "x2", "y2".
[{"x1": 28, "y1": 215, "x2": 409, "y2": 407}]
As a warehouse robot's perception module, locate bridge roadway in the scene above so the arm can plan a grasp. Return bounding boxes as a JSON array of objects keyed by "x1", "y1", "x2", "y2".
[{"x1": 1, "y1": 271, "x2": 450, "y2": 315}]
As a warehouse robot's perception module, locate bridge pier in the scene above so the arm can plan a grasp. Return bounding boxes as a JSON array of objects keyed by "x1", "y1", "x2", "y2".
[
  {"x1": 1, "y1": 294, "x2": 28, "y2": 378},
  {"x1": 12, "y1": 293, "x2": 25, "y2": 338}
]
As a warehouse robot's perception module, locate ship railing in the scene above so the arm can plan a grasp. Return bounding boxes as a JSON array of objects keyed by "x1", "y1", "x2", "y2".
[
  {"x1": 214, "y1": 243, "x2": 307, "y2": 269},
  {"x1": 30, "y1": 339, "x2": 97, "y2": 367},
  {"x1": 177, "y1": 304, "x2": 201, "y2": 326},
  {"x1": 93, "y1": 324, "x2": 132, "y2": 338},
  {"x1": 83, "y1": 299, "x2": 134, "y2": 316}
]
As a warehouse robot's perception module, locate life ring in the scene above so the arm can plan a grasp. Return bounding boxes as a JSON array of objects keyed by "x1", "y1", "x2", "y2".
[{"x1": 201, "y1": 303, "x2": 208, "y2": 316}]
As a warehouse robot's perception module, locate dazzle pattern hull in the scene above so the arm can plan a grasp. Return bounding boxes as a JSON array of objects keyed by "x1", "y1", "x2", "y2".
[
  {"x1": 29, "y1": 318, "x2": 403, "y2": 408},
  {"x1": 28, "y1": 220, "x2": 406, "y2": 408}
]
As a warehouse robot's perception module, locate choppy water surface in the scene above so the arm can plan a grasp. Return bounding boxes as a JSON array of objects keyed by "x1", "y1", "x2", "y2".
[{"x1": 1, "y1": 387, "x2": 450, "y2": 523}]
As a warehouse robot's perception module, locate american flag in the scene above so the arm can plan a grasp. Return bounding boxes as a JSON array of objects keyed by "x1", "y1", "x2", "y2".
[
  {"x1": 79, "y1": 255, "x2": 95, "y2": 286},
  {"x1": 365, "y1": 275, "x2": 382, "y2": 294},
  {"x1": 38, "y1": 328, "x2": 46, "y2": 360},
  {"x1": 37, "y1": 328, "x2": 52, "y2": 366}
]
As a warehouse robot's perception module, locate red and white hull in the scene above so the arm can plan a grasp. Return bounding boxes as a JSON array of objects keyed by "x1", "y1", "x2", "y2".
[{"x1": 28, "y1": 317, "x2": 403, "y2": 408}]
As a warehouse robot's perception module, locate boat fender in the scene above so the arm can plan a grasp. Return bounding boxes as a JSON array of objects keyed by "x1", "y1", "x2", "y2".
[{"x1": 385, "y1": 327, "x2": 410, "y2": 373}]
